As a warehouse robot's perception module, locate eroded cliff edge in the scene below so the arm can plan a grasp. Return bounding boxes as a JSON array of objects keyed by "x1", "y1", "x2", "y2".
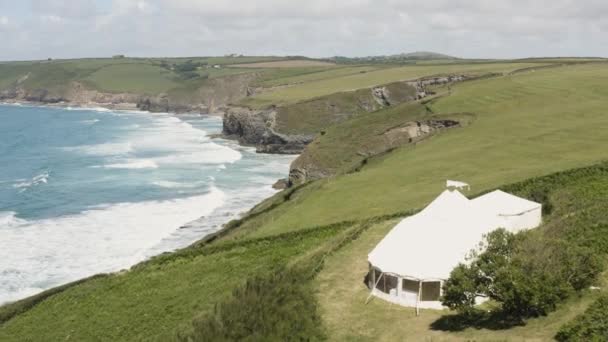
[{"x1": 221, "y1": 75, "x2": 469, "y2": 155}]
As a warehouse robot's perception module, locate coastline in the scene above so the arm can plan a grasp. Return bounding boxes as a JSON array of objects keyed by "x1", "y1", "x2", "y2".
[
  {"x1": 0, "y1": 103, "x2": 297, "y2": 304},
  {"x1": 0, "y1": 98, "x2": 224, "y2": 117}
]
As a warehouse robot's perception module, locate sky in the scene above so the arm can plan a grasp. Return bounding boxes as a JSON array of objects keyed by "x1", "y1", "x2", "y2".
[{"x1": 0, "y1": 0, "x2": 606, "y2": 61}]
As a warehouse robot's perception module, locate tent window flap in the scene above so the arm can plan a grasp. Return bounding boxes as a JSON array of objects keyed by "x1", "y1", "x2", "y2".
[{"x1": 421, "y1": 281, "x2": 441, "y2": 301}]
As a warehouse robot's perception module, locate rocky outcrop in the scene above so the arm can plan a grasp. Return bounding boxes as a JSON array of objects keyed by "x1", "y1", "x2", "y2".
[
  {"x1": 221, "y1": 74, "x2": 470, "y2": 156},
  {"x1": 223, "y1": 106, "x2": 314, "y2": 154},
  {"x1": 288, "y1": 118, "x2": 461, "y2": 186},
  {"x1": 381, "y1": 119, "x2": 459, "y2": 146}
]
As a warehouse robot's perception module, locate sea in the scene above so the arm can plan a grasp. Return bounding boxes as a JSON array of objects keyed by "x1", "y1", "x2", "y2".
[{"x1": 0, "y1": 103, "x2": 296, "y2": 304}]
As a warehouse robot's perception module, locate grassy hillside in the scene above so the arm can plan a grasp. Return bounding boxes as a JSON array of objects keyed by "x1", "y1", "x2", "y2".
[
  {"x1": 0, "y1": 224, "x2": 345, "y2": 341},
  {"x1": 228, "y1": 63, "x2": 608, "y2": 239},
  {"x1": 2, "y1": 59, "x2": 608, "y2": 341},
  {"x1": 0, "y1": 56, "x2": 295, "y2": 100},
  {"x1": 316, "y1": 164, "x2": 608, "y2": 340},
  {"x1": 240, "y1": 62, "x2": 552, "y2": 108}
]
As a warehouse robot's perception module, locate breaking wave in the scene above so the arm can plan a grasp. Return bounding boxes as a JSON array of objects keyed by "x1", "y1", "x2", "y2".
[{"x1": 0, "y1": 188, "x2": 225, "y2": 304}]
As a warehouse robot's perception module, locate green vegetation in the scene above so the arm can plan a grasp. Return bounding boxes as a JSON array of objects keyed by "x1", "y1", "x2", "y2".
[
  {"x1": 315, "y1": 163, "x2": 608, "y2": 341},
  {"x1": 0, "y1": 225, "x2": 343, "y2": 341},
  {"x1": 241, "y1": 62, "x2": 550, "y2": 108},
  {"x1": 85, "y1": 63, "x2": 180, "y2": 94},
  {"x1": 556, "y1": 294, "x2": 608, "y2": 341},
  {"x1": 179, "y1": 266, "x2": 325, "y2": 342},
  {"x1": 274, "y1": 81, "x2": 419, "y2": 136},
  {"x1": 258, "y1": 65, "x2": 380, "y2": 87},
  {"x1": 3, "y1": 57, "x2": 608, "y2": 341},
  {"x1": 0, "y1": 56, "x2": 292, "y2": 100},
  {"x1": 442, "y1": 229, "x2": 601, "y2": 319},
  {"x1": 229, "y1": 63, "x2": 608, "y2": 239}
]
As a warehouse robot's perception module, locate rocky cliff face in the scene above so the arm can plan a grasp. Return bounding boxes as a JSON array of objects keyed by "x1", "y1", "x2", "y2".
[
  {"x1": 223, "y1": 107, "x2": 314, "y2": 154},
  {"x1": 221, "y1": 76, "x2": 468, "y2": 155}
]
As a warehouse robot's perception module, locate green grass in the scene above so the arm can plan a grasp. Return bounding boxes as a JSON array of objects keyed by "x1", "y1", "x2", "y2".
[
  {"x1": 315, "y1": 164, "x2": 608, "y2": 341},
  {"x1": 0, "y1": 225, "x2": 343, "y2": 342},
  {"x1": 273, "y1": 80, "x2": 421, "y2": 135},
  {"x1": 258, "y1": 65, "x2": 381, "y2": 87},
  {"x1": 242, "y1": 62, "x2": 552, "y2": 108},
  {"x1": 85, "y1": 63, "x2": 180, "y2": 94},
  {"x1": 4, "y1": 59, "x2": 608, "y2": 341},
  {"x1": 0, "y1": 57, "x2": 278, "y2": 99},
  {"x1": 228, "y1": 63, "x2": 608, "y2": 238}
]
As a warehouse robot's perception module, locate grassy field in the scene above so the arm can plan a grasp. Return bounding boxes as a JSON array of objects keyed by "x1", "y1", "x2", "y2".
[
  {"x1": 85, "y1": 63, "x2": 180, "y2": 94},
  {"x1": 0, "y1": 56, "x2": 291, "y2": 98},
  {"x1": 241, "y1": 62, "x2": 552, "y2": 108},
  {"x1": 227, "y1": 62, "x2": 608, "y2": 239},
  {"x1": 231, "y1": 59, "x2": 336, "y2": 68},
  {"x1": 257, "y1": 65, "x2": 381, "y2": 87},
  {"x1": 316, "y1": 215, "x2": 606, "y2": 341}
]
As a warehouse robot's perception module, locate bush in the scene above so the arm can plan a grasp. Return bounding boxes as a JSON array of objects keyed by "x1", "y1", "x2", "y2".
[
  {"x1": 556, "y1": 295, "x2": 608, "y2": 341},
  {"x1": 178, "y1": 266, "x2": 325, "y2": 342},
  {"x1": 442, "y1": 229, "x2": 602, "y2": 320}
]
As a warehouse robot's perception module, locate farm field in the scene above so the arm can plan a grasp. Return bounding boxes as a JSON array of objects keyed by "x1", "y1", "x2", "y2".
[
  {"x1": 241, "y1": 62, "x2": 553, "y2": 107},
  {"x1": 231, "y1": 59, "x2": 336, "y2": 68}
]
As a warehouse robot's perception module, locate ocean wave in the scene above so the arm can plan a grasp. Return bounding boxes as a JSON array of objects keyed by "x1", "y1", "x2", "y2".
[
  {"x1": 97, "y1": 159, "x2": 159, "y2": 169},
  {"x1": 68, "y1": 112, "x2": 243, "y2": 166},
  {"x1": 80, "y1": 119, "x2": 100, "y2": 125},
  {"x1": 0, "y1": 211, "x2": 27, "y2": 228},
  {"x1": 12, "y1": 171, "x2": 50, "y2": 192},
  {"x1": 151, "y1": 180, "x2": 206, "y2": 189},
  {"x1": 63, "y1": 142, "x2": 134, "y2": 156},
  {"x1": 0, "y1": 188, "x2": 226, "y2": 304}
]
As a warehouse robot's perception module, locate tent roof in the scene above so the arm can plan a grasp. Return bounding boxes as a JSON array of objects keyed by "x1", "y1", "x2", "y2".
[
  {"x1": 367, "y1": 189, "x2": 540, "y2": 280},
  {"x1": 471, "y1": 190, "x2": 541, "y2": 216}
]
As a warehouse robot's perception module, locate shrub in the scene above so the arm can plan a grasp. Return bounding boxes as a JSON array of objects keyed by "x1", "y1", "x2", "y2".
[
  {"x1": 178, "y1": 266, "x2": 325, "y2": 341},
  {"x1": 556, "y1": 295, "x2": 608, "y2": 341},
  {"x1": 442, "y1": 229, "x2": 602, "y2": 319}
]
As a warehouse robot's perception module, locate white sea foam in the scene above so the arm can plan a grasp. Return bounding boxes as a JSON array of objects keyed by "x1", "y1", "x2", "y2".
[
  {"x1": 81, "y1": 119, "x2": 100, "y2": 125},
  {"x1": 0, "y1": 188, "x2": 226, "y2": 304},
  {"x1": 152, "y1": 180, "x2": 204, "y2": 189},
  {"x1": 64, "y1": 142, "x2": 134, "y2": 156},
  {"x1": 0, "y1": 211, "x2": 27, "y2": 228},
  {"x1": 12, "y1": 171, "x2": 50, "y2": 191},
  {"x1": 98, "y1": 159, "x2": 159, "y2": 169},
  {"x1": 63, "y1": 112, "x2": 242, "y2": 167}
]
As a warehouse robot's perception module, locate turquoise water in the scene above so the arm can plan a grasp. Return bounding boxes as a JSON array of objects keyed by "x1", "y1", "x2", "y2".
[{"x1": 0, "y1": 104, "x2": 295, "y2": 304}]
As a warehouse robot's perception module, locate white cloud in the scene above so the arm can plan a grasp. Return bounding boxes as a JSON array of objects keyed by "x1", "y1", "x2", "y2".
[{"x1": 0, "y1": 0, "x2": 606, "y2": 60}]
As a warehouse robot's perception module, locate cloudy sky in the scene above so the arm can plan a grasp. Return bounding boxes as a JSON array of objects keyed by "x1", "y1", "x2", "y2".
[{"x1": 0, "y1": 0, "x2": 606, "y2": 61}]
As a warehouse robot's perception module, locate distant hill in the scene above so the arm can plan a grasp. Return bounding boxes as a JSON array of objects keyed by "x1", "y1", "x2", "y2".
[
  {"x1": 395, "y1": 51, "x2": 458, "y2": 60},
  {"x1": 330, "y1": 51, "x2": 459, "y2": 64}
]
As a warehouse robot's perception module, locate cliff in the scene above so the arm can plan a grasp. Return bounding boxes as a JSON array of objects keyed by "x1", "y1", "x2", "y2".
[
  {"x1": 223, "y1": 107, "x2": 314, "y2": 154},
  {"x1": 0, "y1": 72, "x2": 259, "y2": 115},
  {"x1": 222, "y1": 75, "x2": 469, "y2": 155}
]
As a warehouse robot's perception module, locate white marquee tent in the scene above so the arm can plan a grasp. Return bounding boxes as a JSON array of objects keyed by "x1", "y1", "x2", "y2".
[{"x1": 367, "y1": 187, "x2": 542, "y2": 311}]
